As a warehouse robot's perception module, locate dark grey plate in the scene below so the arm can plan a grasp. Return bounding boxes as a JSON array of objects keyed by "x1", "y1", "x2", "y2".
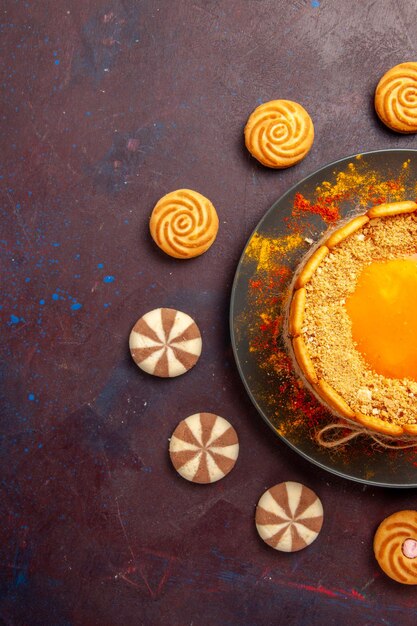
[{"x1": 230, "y1": 149, "x2": 417, "y2": 488}]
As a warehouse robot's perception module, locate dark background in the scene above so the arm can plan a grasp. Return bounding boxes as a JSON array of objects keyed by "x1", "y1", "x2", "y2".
[{"x1": 2, "y1": 1, "x2": 417, "y2": 624}]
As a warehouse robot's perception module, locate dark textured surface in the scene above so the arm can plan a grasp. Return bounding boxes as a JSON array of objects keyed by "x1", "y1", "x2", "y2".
[{"x1": 2, "y1": 1, "x2": 417, "y2": 624}]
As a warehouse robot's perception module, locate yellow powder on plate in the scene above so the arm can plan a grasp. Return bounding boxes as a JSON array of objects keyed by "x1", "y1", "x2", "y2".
[
  {"x1": 245, "y1": 232, "x2": 303, "y2": 271},
  {"x1": 315, "y1": 161, "x2": 407, "y2": 207}
]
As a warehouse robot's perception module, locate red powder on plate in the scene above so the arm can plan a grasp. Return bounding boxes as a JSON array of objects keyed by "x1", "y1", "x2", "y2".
[{"x1": 293, "y1": 192, "x2": 341, "y2": 223}]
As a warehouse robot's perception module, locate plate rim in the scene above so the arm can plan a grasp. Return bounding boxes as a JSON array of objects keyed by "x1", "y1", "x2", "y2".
[{"x1": 229, "y1": 148, "x2": 417, "y2": 489}]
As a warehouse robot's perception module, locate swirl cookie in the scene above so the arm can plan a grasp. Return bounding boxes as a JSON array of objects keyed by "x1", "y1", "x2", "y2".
[
  {"x1": 129, "y1": 308, "x2": 202, "y2": 377},
  {"x1": 255, "y1": 482, "x2": 323, "y2": 552},
  {"x1": 374, "y1": 510, "x2": 417, "y2": 585},
  {"x1": 375, "y1": 62, "x2": 417, "y2": 133},
  {"x1": 244, "y1": 100, "x2": 314, "y2": 168},
  {"x1": 169, "y1": 413, "x2": 239, "y2": 483},
  {"x1": 149, "y1": 189, "x2": 219, "y2": 259}
]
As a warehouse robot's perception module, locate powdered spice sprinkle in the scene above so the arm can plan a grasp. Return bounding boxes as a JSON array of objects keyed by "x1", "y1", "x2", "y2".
[
  {"x1": 245, "y1": 232, "x2": 303, "y2": 271},
  {"x1": 239, "y1": 156, "x2": 416, "y2": 456},
  {"x1": 293, "y1": 192, "x2": 340, "y2": 223},
  {"x1": 314, "y1": 160, "x2": 407, "y2": 207}
]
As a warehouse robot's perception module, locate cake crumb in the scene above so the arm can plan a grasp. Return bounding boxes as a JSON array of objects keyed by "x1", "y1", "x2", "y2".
[{"x1": 357, "y1": 388, "x2": 372, "y2": 403}]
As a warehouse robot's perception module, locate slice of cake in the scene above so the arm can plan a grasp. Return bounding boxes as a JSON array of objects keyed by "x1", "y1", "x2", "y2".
[{"x1": 287, "y1": 201, "x2": 417, "y2": 437}]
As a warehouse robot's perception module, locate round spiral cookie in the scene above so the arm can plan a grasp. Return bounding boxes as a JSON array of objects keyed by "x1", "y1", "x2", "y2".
[
  {"x1": 149, "y1": 189, "x2": 219, "y2": 259},
  {"x1": 374, "y1": 510, "x2": 417, "y2": 585},
  {"x1": 255, "y1": 481, "x2": 323, "y2": 552},
  {"x1": 129, "y1": 308, "x2": 202, "y2": 377},
  {"x1": 169, "y1": 413, "x2": 239, "y2": 483},
  {"x1": 375, "y1": 62, "x2": 417, "y2": 133},
  {"x1": 244, "y1": 100, "x2": 314, "y2": 168}
]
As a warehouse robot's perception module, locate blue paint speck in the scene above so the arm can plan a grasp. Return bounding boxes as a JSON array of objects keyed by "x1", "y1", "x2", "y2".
[
  {"x1": 52, "y1": 242, "x2": 60, "y2": 247},
  {"x1": 10, "y1": 314, "x2": 20, "y2": 324},
  {"x1": 39, "y1": 299, "x2": 45, "y2": 305},
  {"x1": 15, "y1": 570, "x2": 28, "y2": 587},
  {"x1": 70, "y1": 302, "x2": 82, "y2": 311},
  {"x1": 25, "y1": 277, "x2": 30, "y2": 282},
  {"x1": 54, "y1": 59, "x2": 60, "y2": 65},
  {"x1": 52, "y1": 293, "x2": 59, "y2": 301},
  {"x1": 85, "y1": 111, "x2": 92, "y2": 116},
  {"x1": 311, "y1": 0, "x2": 320, "y2": 6},
  {"x1": 103, "y1": 275, "x2": 115, "y2": 283},
  {"x1": 97, "y1": 263, "x2": 104, "y2": 269},
  {"x1": 28, "y1": 393, "x2": 35, "y2": 401},
  {"x1": 38, "y1": 442, "x2": 43, "y2": 449}
]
